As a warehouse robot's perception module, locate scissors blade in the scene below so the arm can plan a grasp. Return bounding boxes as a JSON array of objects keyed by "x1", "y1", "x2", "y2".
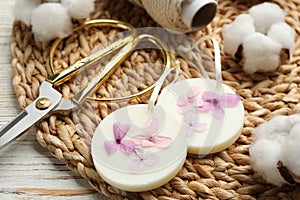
[
  {"x1": 0, "y1": 110, "x2": 37, "y2": 148},
  {"x1": 0, "y1": 81, "x2": 62, "y2": 149}
]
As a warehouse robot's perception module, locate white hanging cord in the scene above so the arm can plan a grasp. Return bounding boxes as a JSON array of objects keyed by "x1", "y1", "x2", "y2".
[
  {"x1": 148, "y1": 63, "x2": 180, "y2": 114},
  {"x1": 178, "y1": 35, "x2": 223, "y2": 89}
]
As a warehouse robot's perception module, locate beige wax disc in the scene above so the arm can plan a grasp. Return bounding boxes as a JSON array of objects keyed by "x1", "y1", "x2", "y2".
[
  {"x1": 91, "y1": 104, "x2": 187, "y2": 192},
  {"x1": 157, "y1": 78, "x2": 244, "y2": 155}
]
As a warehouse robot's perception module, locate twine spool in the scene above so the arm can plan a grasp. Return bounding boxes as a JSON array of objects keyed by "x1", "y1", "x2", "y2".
[
  {"x1": 128, "y1": 0, "x2": 218, "y2": 32},
  {"x1": 10, "y1": 0, "x2": 300, "y2": 199}
]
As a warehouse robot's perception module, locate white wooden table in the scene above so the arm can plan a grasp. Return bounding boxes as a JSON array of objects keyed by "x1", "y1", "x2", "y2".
[{"x1": 0, "y1": 1, "x2": 109, "y2": 199}]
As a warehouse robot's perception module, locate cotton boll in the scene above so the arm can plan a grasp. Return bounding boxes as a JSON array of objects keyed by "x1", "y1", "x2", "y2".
[
  {"x1": 249, "y1": 2, "x2": 286, "y2": 34},
  {"x1": 250, "y1": 114, "x2": 300, "y2": 186},
  {"x1": 280, "y1": 122, "x2": 300, "y2": 177},
  {"x1": 31, "y1": 3, "x2": 73, "y2": 41},
  {"x1": 249, "y1": 115, "x2": 293, "y2": 186},
  {"x1": 267, "y1": 22, "x2": 295, "y2": 58},
  {"x1": 13, "y1": 0, "x2": 40, "y2": 26},
  {"x1": 243, "y1": 32, "x2": 282, "y2": 73},
  {"x1": 249, "y1": 138, "x2": 286, "y2": 186},
  {"x1": 62, "y1": 0, "x2": 95, "y2": 19},
  {"x1": 223, "y1": 14, "x2": 255, "y2": 58}
]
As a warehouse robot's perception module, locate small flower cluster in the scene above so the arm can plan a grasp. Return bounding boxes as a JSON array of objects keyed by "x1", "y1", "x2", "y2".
[
  {"x1": 223, "y1": 2, "x2": 295, "y2": 74},
  {"x1": 176, "y1": 85, "x2": 240, "y2": 136},
  {"x1": 13, "y1": 0, "x2": 95, "y2": 41},
  {"x1": 104, "y1": 118, "x2": 172, "y2": 173}
]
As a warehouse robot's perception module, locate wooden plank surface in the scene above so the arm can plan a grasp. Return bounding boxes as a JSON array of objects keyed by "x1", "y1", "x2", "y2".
[{"x1": 0, "y1": 1, "x2": 109, "y2": 199}]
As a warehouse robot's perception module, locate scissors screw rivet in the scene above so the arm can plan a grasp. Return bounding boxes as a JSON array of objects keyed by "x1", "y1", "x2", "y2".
[{"x1": 36, "y1": 97, "x2": 51, "y2": 110}]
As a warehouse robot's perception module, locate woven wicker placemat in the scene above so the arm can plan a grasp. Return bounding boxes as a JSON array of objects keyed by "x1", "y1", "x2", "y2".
[{"x1": 10, "y1": 0, "x2": 300, "y2": 199}]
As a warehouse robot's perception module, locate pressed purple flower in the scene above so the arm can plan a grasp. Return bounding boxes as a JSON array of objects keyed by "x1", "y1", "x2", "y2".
[
  {"x1": 104, "y1": 122, "x2": 136, "y2": 156},
  {"x1": 183, "y1": 112, "x2": 207, "y2": 136},
  {"x1": 198, "y1": 91, "x2": 241, "y2": 119},
  {"x1": 129, "y1": 148, "x2": 160, "y2": 173}
]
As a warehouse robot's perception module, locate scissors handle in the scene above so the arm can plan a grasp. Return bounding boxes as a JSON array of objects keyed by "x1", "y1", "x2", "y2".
[
  {"x1": 47, "y1": 34, "x2": 135, "y2": 86},
  {"x1": 72, "y1": 34, "x2": 171, "y2": 104},
  {"x1": 72, "y1": 35, "x2": 141, "y2": 104},
  {"x1": 47, "y1": 19, "x2": 136, "y2": 87}
]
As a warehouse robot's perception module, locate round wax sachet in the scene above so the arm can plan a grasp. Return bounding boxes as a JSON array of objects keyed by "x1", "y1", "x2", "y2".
[
  {"x1": 91, "y1": 104, "x2": 187, "y2": 192},
  {"x1": 157, "y1": 78, "x2": 244, "y2": 155}
]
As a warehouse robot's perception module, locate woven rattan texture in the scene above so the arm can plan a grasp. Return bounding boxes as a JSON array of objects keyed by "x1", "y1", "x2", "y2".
[{"x1": 11, "y1": 0, "x2": 300, "y2": 199}]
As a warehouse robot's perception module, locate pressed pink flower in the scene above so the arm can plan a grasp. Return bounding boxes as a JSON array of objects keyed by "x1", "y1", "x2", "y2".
[
  {"x1": 104, "y1": 122, "x2": 136, "y2": 156},
  {"x1": 176, "y1": 85, "x2": 202, "y2": 113},
  {"x1": 198, "y1": 91, "x2": 241, "y2": 119},
  {"x1": 131, "y1": 117, "x2": 172, "y2": 148}
]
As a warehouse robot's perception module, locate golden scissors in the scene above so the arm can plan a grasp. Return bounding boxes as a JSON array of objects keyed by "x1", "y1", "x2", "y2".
[{"x1": 0, "y1": 19, "x2": 171, "y2": 149}]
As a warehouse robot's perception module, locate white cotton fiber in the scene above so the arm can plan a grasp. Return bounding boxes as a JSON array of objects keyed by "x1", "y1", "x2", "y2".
[
  {"x1": 250, "y1": 114, "x2": 300, "y2": 186},
  {"x1": 249, "y1": 2, "x2": 286, "y2": 34},
  {"x1": 267, "y1": 22, "x2": 295, "y2": 57},
  {"x1": 252, "y1": 115, "x2": 291, "y2": 141},
  {"x1": 280, "y1": 122, "x2": 300, "y2": 177},
  {"x1": 62, "y1": 0, "x2": 95, "y2": 19},
  {"x1": 243, "y1": 32, "x2": 282, "y2": 73},
  {"x1": 223, "y1": 14, "x2": 255, "y2": 58},
  {"x1": 13, "y1": 0, "x2": 40, "y2": 26},
  {"x1": 250, "y1": 138, "x2": 285, "y2": 186},
  {"x1": 31, "y1": 3, "x2": 73, "y2": 41}
]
